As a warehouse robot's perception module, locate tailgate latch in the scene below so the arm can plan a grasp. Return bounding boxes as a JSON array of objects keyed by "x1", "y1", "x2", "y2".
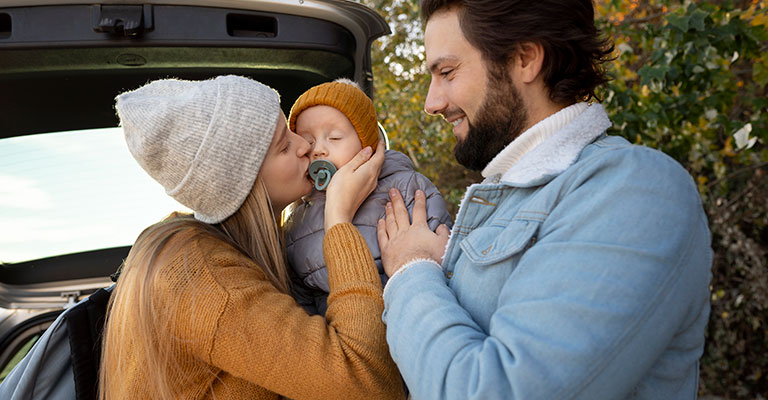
[
  {"x1": 61, "y1": 291, "x2": 82, "y2": 308},
  {"x1": 92, "y1": 5, "x2": 153, "y2": 37}
]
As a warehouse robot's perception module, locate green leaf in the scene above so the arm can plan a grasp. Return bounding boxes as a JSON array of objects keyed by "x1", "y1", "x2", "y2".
[
  {"x1": 668, "y1": 14, "x2": 690, "y2": 32},
  {"x1": 690, "y1": 9, "x2": 709, "y2": 31},
  {"x1": 753, "y1": 60, "x2": 768, "y2": 87},
  {"x1": 638, "y1": 65, "x2": 671, "y2": 85},
  {"x1": 638, "y1": 65, "x2": 652, "y2": 84}
]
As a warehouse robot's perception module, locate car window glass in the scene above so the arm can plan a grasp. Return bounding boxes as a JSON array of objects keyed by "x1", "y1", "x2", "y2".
[{"x1": 0, "y1": 128, "x2": 189, "y2": 264}]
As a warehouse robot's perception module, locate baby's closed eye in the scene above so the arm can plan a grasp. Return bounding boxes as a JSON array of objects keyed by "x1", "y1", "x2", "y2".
[{"x1": 299, "y1": 134, "x2": 315, "y2": 145}]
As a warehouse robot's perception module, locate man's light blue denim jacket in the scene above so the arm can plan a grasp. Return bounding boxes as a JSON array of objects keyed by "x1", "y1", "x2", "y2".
[{"x1": 382, "y1": 103, "x2": 713, "y2": 399}]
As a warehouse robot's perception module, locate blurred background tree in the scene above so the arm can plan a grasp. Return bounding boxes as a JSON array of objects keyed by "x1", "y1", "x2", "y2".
[{"x1": 359, "y1": 0, "x2": 767, "y2": 398}]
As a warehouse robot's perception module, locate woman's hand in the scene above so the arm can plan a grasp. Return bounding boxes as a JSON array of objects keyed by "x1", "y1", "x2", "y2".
[{"x1": 324, "y1": 140, "x2": 386, "y2": 231}]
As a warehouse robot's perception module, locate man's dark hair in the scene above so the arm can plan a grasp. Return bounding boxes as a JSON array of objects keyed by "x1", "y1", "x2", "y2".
[{"x1": 420, "y1": 0, "x2": 614, "y2": 104}]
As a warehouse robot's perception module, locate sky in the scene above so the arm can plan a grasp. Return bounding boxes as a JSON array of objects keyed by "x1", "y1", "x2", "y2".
[{"x1": 0, "y1": 128, "x2": 189, "y2": 264}]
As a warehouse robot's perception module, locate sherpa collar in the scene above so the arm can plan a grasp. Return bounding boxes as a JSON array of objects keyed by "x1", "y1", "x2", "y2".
[{"x1": 481, "y1": 102, "x2": 612, "y2": 187}]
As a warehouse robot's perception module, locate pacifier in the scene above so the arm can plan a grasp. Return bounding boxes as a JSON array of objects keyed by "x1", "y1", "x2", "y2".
[{"x1": 308, "y1": 159, "x2": 337, "y2": 191}]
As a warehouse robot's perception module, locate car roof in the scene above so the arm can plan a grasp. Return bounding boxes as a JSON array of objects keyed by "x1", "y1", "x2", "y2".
[
  {"x1": 0, "y1": 0, "x2": 389, "y2": 138},
  {"x1": 0, "y1": 0, "x2": 388, "y2": 41}
]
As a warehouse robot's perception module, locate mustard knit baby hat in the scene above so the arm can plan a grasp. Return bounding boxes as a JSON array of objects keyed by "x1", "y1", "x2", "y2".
[{"x1": 288, "y1": 78, "x2": 379, "y2": 149}]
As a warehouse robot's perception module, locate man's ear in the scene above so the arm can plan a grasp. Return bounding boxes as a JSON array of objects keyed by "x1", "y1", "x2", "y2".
[{"x1": 509, "y1": 41, "x2": 545, "y2": 84}]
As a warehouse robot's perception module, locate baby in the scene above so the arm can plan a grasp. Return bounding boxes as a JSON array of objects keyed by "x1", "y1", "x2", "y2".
[{"x1": 284, "y1": 79, "x2": 453, "y2": 315}]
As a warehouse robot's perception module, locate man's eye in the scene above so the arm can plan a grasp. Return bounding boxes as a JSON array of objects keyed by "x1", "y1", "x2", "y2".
[{"x1": 440, "y1": 68, "x2": 454, "y2": 77}]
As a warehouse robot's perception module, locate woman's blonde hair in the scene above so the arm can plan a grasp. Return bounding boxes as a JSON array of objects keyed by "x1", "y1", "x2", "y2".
[{"x1": 98, "y1": 176, "x2": 290, "y2": 399}]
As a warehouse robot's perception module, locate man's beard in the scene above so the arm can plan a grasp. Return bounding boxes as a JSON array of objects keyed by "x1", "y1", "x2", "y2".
[{"x1": 454, "y1": 67, "x2": 528, "y2": 171}]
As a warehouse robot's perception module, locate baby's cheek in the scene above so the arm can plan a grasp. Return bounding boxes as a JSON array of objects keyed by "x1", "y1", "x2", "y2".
[{"x1": 336, "y1": 153, "x2": 356, "y2": 168}]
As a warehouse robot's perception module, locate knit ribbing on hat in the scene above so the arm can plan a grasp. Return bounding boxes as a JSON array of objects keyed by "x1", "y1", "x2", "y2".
[
  {"x1": 116, "y1": 75, "x2": 280, "y2": 224},
  {"x1": 288, "y1": 79, "x2": 379, "y2": 149}
]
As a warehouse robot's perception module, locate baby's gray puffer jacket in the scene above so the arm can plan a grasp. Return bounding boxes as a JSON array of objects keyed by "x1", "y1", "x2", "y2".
[{"x1": 285, "y1": 150, "x2": 453, "y2": 315}]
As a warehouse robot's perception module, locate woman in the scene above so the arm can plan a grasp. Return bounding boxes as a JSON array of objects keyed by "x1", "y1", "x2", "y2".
[{"x1": 99, "y1": 75, "x2": 403, "y2": 399}]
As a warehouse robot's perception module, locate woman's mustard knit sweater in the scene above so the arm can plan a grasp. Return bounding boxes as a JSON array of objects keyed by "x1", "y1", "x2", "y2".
[{"x1": 109, "y1": 223, "x2": 404, "y2": 399}]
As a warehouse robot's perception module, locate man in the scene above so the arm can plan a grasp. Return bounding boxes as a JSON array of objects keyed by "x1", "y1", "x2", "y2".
[{"x1": 376, "y1": 1, "x2": 713, "y2": 399}]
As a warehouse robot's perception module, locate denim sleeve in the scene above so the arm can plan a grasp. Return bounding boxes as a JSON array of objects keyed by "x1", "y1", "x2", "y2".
[{"x1": 382, "y1": 147, "x2": 712, "y2": 400}]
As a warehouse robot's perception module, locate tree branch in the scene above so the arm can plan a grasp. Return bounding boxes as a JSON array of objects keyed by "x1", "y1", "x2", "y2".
[{"x1": 707, "y1": 161, "x2": 768, "y2": 190}]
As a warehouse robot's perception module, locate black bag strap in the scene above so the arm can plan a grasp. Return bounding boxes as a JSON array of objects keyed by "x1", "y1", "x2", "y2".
[{"x1": 66, "y1": 286, "x2": 113, "y2": 400}]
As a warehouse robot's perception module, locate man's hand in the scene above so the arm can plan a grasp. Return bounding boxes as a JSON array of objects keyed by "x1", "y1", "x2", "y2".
[{"x1": 377, "y1": 188, "x2": 450, "y2": 276}]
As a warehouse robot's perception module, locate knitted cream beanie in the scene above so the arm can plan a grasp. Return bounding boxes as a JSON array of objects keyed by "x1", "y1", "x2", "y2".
[
  {"x1": 116, "y1": 75, "x2": 280, "y2": 224},
  {"x1": 288, "y1": 78, "x2": 379, "y2": 149}
]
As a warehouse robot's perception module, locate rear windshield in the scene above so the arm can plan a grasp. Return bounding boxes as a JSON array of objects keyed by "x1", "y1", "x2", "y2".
[{"x1": 0, "y1": 128, "x2": 188, "y2": 264}]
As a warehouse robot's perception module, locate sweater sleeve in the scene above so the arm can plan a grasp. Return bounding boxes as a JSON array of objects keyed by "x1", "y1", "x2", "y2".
[{"x1": 205, "y1": 223, "x2": 403, "y2": 400}]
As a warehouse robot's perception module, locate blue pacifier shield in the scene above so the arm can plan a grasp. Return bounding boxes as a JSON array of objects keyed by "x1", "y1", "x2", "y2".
[{"x1": 308, "y1": 159, "x2": 337, "y2": 191}]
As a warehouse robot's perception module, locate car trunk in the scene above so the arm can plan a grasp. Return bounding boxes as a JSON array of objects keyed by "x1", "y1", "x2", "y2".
[{"x1": 0, "y1": 0, "x2": 388, "y2": 372}]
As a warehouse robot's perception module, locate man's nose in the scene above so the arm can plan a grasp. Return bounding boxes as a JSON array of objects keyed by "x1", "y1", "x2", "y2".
[{"x1": 424, "y1": 78, "x2": 446, "y2": 116}]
